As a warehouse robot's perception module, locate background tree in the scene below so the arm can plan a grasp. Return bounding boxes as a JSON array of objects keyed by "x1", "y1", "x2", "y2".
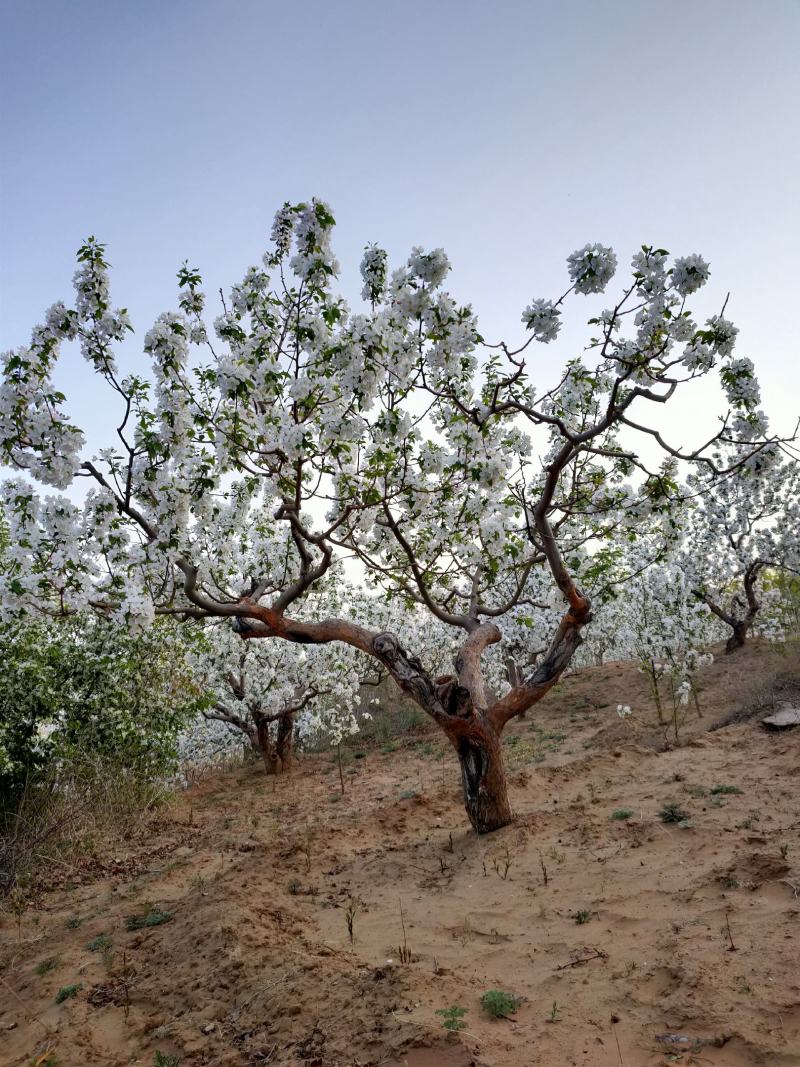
[{"x1": 686, "y1": 448, "x2": 800, "y2": 651}]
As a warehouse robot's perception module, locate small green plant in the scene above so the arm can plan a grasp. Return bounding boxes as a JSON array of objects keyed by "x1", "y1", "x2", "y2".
[
  {"x1": 710, "y1": 784, "x2": 743, "y2": 795},
  {"x1": 436, "y1": 1004, "x2": 468, "y2": 1031},
  {"x1": 153, "y1": 1053, "x2": 180, "y2": 1067},
  {"x1": 548, "y1": 1000, "x2": 562, "y2": 1023},
  {"x1": 736, "y1": 809, "x2": 761, "y2": 830},
  {"x1": 125, "y1": 905, "x2": 174, "y2": 931},
  {"x1": 610, "y1": 808, "x2": 634, "y2": 821},
  {"x1": 658, "y1": 800, "x2": 690, "y2": 824},
  {"x1": 399, "y1": 787, "x2": 418, "y2": 800},
  {"x1": 54, "y1": 983, "x2": 82, "y2": 1004},
  {"x1": 572, "y1": 909, "x2": 592, "y2": 925},
  {"x1": 87, "y1": 933, "x2": 111, "y2": 952},
  {"x1": 34, "y1": 957, "x2": 60, "y2": 977},
  {"x1": 64, "y1": 915, "x2": 83, "y2": 929},
  {"x1": 481, "y1": 989, "x2": 520, "y2": 1018},
  {"x1": 780, "y1": 843, "x2": 790, "y2": 860}
]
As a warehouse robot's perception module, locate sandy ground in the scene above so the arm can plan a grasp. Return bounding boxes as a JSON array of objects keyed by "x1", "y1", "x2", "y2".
[{"x1": 2, "y1": 639, "x2": 800, "y2": 1067}]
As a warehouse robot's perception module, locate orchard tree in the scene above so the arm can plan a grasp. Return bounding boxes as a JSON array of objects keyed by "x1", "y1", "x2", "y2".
[
  {"x1": 686, "y1": 447, "x2": 800, "y2": 651},
  {"x1": 190, "y1": 612, "x2": 362, "y2": 774},
  {"x1": 0, "y1": 201, "x2": 787, "y2": 832}
]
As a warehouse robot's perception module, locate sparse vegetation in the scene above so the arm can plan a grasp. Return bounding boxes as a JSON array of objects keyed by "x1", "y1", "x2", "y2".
[
  {"x1": 436, "y1": 1004, "x2": 468, "y2": 1031},
  {"x1": 481, "y1": 989, "x2": 521, "y2": 1018},
  {"x1": 124, "y1": 905, "x2": 174, "y2": 931},
  {"x1": 658, "y1": 800, "x2": 691, "y2": 824},
  {"x1": 54, "y1": 982, "x2": 82, "y2": 1004},
  {"x1": 611, "y1": 808, "x2": 634, "y2": 821}
]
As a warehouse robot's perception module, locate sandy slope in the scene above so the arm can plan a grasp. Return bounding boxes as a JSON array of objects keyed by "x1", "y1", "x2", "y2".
[{"x1": 2, "y1": 639, "x2": 799, "y2": 1067}]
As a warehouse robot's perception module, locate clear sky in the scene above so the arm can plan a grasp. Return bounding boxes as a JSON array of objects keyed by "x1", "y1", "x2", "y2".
[{"x1": 1, "y1": 0, "x2": 799, "y2": 451}]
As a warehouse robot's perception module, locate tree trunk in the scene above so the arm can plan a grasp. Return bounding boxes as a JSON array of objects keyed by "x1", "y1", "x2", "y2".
[
  {"x1": 725, "y1": 621, "x2": 748, "y2": 653},
  {"x1": 275, "y1": 712, "x2": 293, "y2": 771},
  {"x1": 454, "y1": 722, "x2": 513, "y2": 833},
  {"x1": 253, "y1": 713, "x2": 278, "y2": 774}
]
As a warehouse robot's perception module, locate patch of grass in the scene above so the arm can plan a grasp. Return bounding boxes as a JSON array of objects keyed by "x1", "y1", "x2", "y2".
[
  {"x1": 481, "y1": 989, "x2": 520, "y2": 1018},
  {"x1": 54, "y1": 982, "x2": 82, "y2": 1004},
  {"x1": 153, "y1": 1053, "x2": 180, "y2": 1067},
  {"x1": 610, "y1": 808, "x2": 634, "y2": 821},
  {"x1": 435, "y1": 1004, "x2": 467, "y2": 1031},
  {"x1": 64, "y1": 915, "x2": 83, "y2": 929},
  {"x1": 380, "y1": 742, "x2": 398, "y2": 754},
  {"x1": 658, "y1": 800, "x2": 690, "y2": 824},
  {"x1": 34, "y1": 956, "x2": 60, "y2": 977},
  {"x1": 87, "y1": 933, "x2": 111, "y2": 952},
  {"x1": 710, "y1": 784, "x2": 743, "y2": 795},
  {"x1": 399, "y1": 788, "x2": 418, "y2": 800},
  {"x1": 125, "y1": 905, "x2": 174, "y2": 931},
  {"x1": 572, "y1": 908, "x2": 592, "y2": 925}
]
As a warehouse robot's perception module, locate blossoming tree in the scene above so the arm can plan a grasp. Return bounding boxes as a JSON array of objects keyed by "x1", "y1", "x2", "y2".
[
  {"x1": 686, "y1": 447, "x2": 800, "y2": 651},
  {"x1": 190, "y1": 609, "x2": 363, "y2": 774},
  {"x1": 0, "y1": 201, "x2": 785, "y2": 832}
]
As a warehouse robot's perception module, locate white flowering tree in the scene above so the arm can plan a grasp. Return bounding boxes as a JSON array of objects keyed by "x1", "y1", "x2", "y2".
[
  {"x1": 686, "y1": 447, "x2": 800, "y2": 651},
  {"x1": 188, "y1": 611, "x2": 363, "y2": 774},
  {"x1": 0, "y1": 204, "x2": 786, "y2": 833}
]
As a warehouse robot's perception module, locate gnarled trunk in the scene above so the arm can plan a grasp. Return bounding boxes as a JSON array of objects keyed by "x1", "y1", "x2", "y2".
[
  {"x1": 725, "y1": 620, "x2": 749, "y2": 654},
  {"x1": 455, "y1": 722, "x2": 512, "y2": 833}
]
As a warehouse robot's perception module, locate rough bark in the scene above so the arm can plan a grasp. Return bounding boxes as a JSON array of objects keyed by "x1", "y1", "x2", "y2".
[{"x1": 455, "y1": 721, "x2": 513, "y2": 833}]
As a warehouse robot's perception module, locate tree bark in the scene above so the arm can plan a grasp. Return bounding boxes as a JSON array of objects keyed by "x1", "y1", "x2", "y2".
[
  {"x1": 253, "y1": 712, "x2": 279, "y2": 774},
  {"x1": 275, "y1": 711, "x2": 293, "y2": 771},
  {"x1": 455, "y1": 721, "x2": 513, "y2": 833},
  {"x1": 725, "y1": 620, "x2": 749, "y2": 653}
]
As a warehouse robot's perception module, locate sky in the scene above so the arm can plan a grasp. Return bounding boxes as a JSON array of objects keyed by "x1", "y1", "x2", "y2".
[{"x1": 1, "y1": 0, "x2": 799, "y2": 455}]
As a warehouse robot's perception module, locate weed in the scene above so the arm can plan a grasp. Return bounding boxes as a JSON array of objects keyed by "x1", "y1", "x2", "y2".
[
  {"x1": 481, "y1": 989, "x2": 520, "y2": 1018},
  {"x1": 711, "y1": 784, "x2": 743, "y2": 795},
  {"x1": 436, "y1": 1004, "x2": 467, "y2": 1031},
  {"x1": 399, "y1": 788, "x2": 418, "y2": 800},
  {"x1": 720, "y1": 875, "x2": 740, "y2": 890},
  {"x1": 153, "y1": 1054, "x2": 180, "y2": 1067},
  {"x1": 124, "y1": 905, "x2": 174, "y2": 931},
  {"x1": 658, "y1": 800, "x2": 690, "y2": 824},
  {"x1": 64, "y1": 915, "x2": 83, "y2": 929},
  {"x1": 189, "y1": 874, "x2": 208, "y2": 895},
  {"x1": 548, "y1": 1000, "x2": 562, "y2": 1023},
  {"x1": 34, "y1": 956, "x2": 60, "y2": 977},
  {"x1": 491, "y1": 844, "x2": 513, "y2": 880},
  {"x1": 287, "y1": 879, "x2": 302, "y2": 895},
  {"x1": 29, "y1": 1054, "x2": 59, "y2": 1067},
  {"x1": 54, "y1": 983, "x2": 82, "y2": 1004},
  {"x1": 610, "y1": 808, "x2": 634, "y2": 821},
  {"x1": 87, "y1": 933, "x2": 111, "y2": 952},
  {"x1": 780, "y1": 843, "x2": 790, "y2": 860},
  {"x1": 736, "y1": 810, "x2": 761, "y2": 830},
  {"x1": 572, "y1": 908, "x2": 592, "y2": 925}
]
